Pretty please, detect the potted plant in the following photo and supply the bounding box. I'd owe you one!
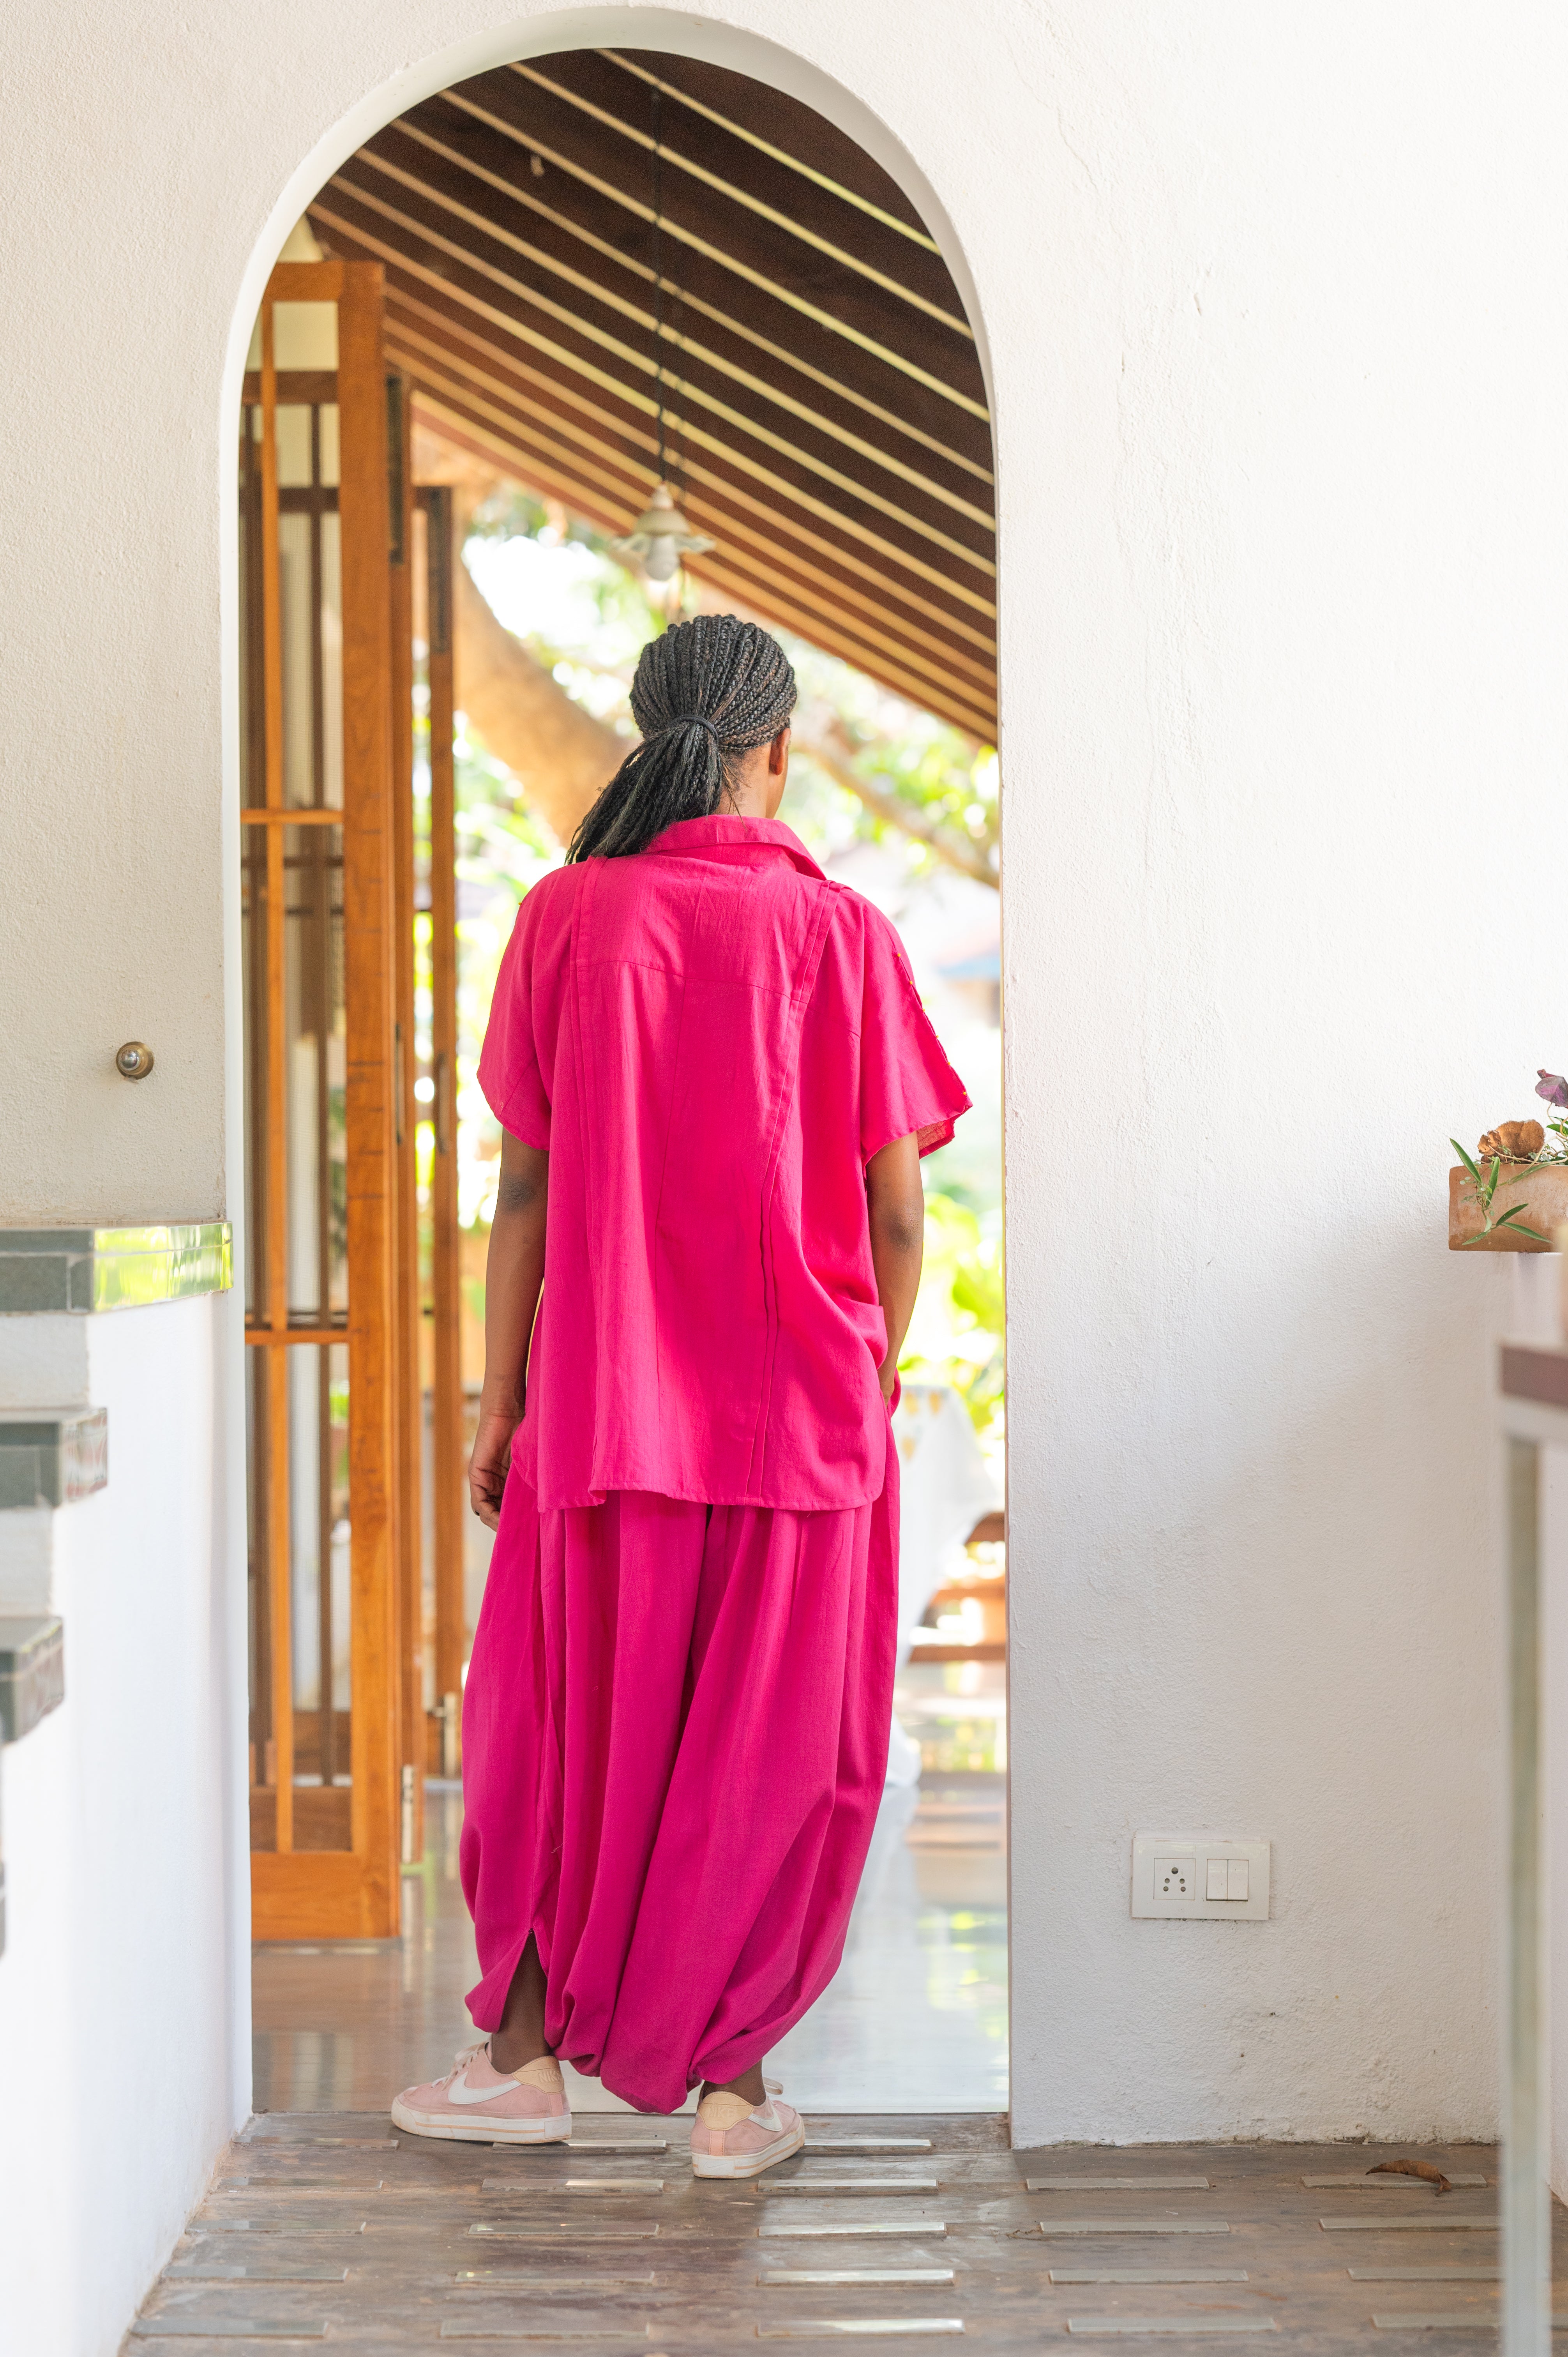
[1448,1071,1568,1249]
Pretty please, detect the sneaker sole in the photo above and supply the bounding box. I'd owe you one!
[390,2094,572,2145]
[690,2118,805,2179]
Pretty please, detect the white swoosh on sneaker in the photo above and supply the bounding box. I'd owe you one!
[444,2068,517,2105]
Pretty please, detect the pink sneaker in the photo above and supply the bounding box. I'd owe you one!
[690,2088,804,2179]
[392,2043,571,2145]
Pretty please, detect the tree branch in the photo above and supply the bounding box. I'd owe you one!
[790,733,999,890]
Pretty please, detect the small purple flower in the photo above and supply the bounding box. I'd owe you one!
[1538,1070,1568,1109]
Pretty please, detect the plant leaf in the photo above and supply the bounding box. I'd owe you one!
[1485,1157,1501,1205]
[1452,1138,1484,1186]
[1491,1207,1554,1245]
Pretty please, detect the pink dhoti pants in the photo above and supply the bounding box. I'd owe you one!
[460,1434,898,2114]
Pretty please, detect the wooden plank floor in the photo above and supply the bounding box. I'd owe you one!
[124,2121,1547,2350]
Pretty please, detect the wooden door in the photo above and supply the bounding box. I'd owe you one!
[240,259,403,1938]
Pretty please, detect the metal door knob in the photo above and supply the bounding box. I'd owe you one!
[114,1041,154,1081]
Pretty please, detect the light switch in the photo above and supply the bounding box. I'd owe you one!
[1132,1834,1270,1919]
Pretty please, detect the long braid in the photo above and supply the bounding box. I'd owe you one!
[568,615,797,862]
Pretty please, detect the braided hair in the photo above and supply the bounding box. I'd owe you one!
[567,614,797,862]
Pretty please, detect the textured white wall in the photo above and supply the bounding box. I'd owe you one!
[999,12,1568,2143]
[2,0,1565,2193]
[0,1299,245,2357]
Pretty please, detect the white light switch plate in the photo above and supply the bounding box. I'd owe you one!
[1132,1833,1270,1921]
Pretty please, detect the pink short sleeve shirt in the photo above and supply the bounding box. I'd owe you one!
[478,816,972,1512]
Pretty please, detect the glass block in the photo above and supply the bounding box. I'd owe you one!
[766,2180,939,2196]
[1065,2322,1278,2338]
[1031,2180,1211,2193]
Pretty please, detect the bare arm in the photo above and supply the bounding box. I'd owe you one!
[469,1133,550,1530]
[867,1132,925,1401]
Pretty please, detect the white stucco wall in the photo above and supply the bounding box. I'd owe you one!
[2,0,1565,2227]
[0,1299,246,2357]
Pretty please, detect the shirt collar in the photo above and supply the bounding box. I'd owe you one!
[644,815,827,882]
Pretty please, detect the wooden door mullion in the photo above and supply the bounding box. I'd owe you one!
[422,486,465,1733]
[388,374,424,1865]
[260,300,294,1851]
[336,259,400,1935]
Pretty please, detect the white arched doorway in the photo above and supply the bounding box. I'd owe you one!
[223,3,1007,2131]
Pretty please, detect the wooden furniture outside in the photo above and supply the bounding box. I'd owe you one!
[240,259,404,1938]
[908,1512,1006,1666]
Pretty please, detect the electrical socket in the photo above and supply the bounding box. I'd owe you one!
[1153,1853,1195,1901]
[1132,1833,1270,1921]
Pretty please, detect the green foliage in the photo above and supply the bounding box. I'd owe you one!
[462,496,998,882]
[1451,1138,1553,1247]
[901,1192,1005,1441]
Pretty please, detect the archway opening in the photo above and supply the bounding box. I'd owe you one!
[235,36,1003,2126]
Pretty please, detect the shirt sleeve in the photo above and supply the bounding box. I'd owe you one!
[858,905,973,1162]
[477,879,554,1149]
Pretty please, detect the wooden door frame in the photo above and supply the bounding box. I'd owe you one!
[249,257,402,1940]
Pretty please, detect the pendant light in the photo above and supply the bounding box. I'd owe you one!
[615,480,712,586]
[612,80,713,588]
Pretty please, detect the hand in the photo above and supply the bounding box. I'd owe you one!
[469,1403,523,1530]
[879,1357,898,1403]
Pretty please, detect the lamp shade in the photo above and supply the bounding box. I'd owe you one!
[612,483,714,583]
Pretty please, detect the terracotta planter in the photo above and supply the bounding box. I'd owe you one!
[1448,1160,1568,1251]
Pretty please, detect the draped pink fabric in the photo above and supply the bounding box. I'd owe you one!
[463,816,970,2107]
[461,1439,898,2111]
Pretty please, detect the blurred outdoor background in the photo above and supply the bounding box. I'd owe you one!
[403,456,1006,2106]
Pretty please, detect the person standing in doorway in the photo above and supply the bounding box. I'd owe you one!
[392,615,969,2175]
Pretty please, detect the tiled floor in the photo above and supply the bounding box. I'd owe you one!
[125,2117,1527,2350]
[256,1719,1008,2117]
[156,1730,1544,2350]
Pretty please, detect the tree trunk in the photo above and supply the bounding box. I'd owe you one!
[452,555,622,845]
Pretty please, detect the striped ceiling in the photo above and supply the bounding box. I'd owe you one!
[309,48,996,740]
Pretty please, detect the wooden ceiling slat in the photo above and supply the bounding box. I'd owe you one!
[685,559,996,739]
[409,385,993,736]
[366,270,998,658]
[510,59,973,339]
[319,47,996,739]
[316,186,996,611]
[404,403,999,730]
[602,52,938,253]
[366,125,994,524]
[401,102,991,484]
[439,84,989,424]
[392,323,998,691]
